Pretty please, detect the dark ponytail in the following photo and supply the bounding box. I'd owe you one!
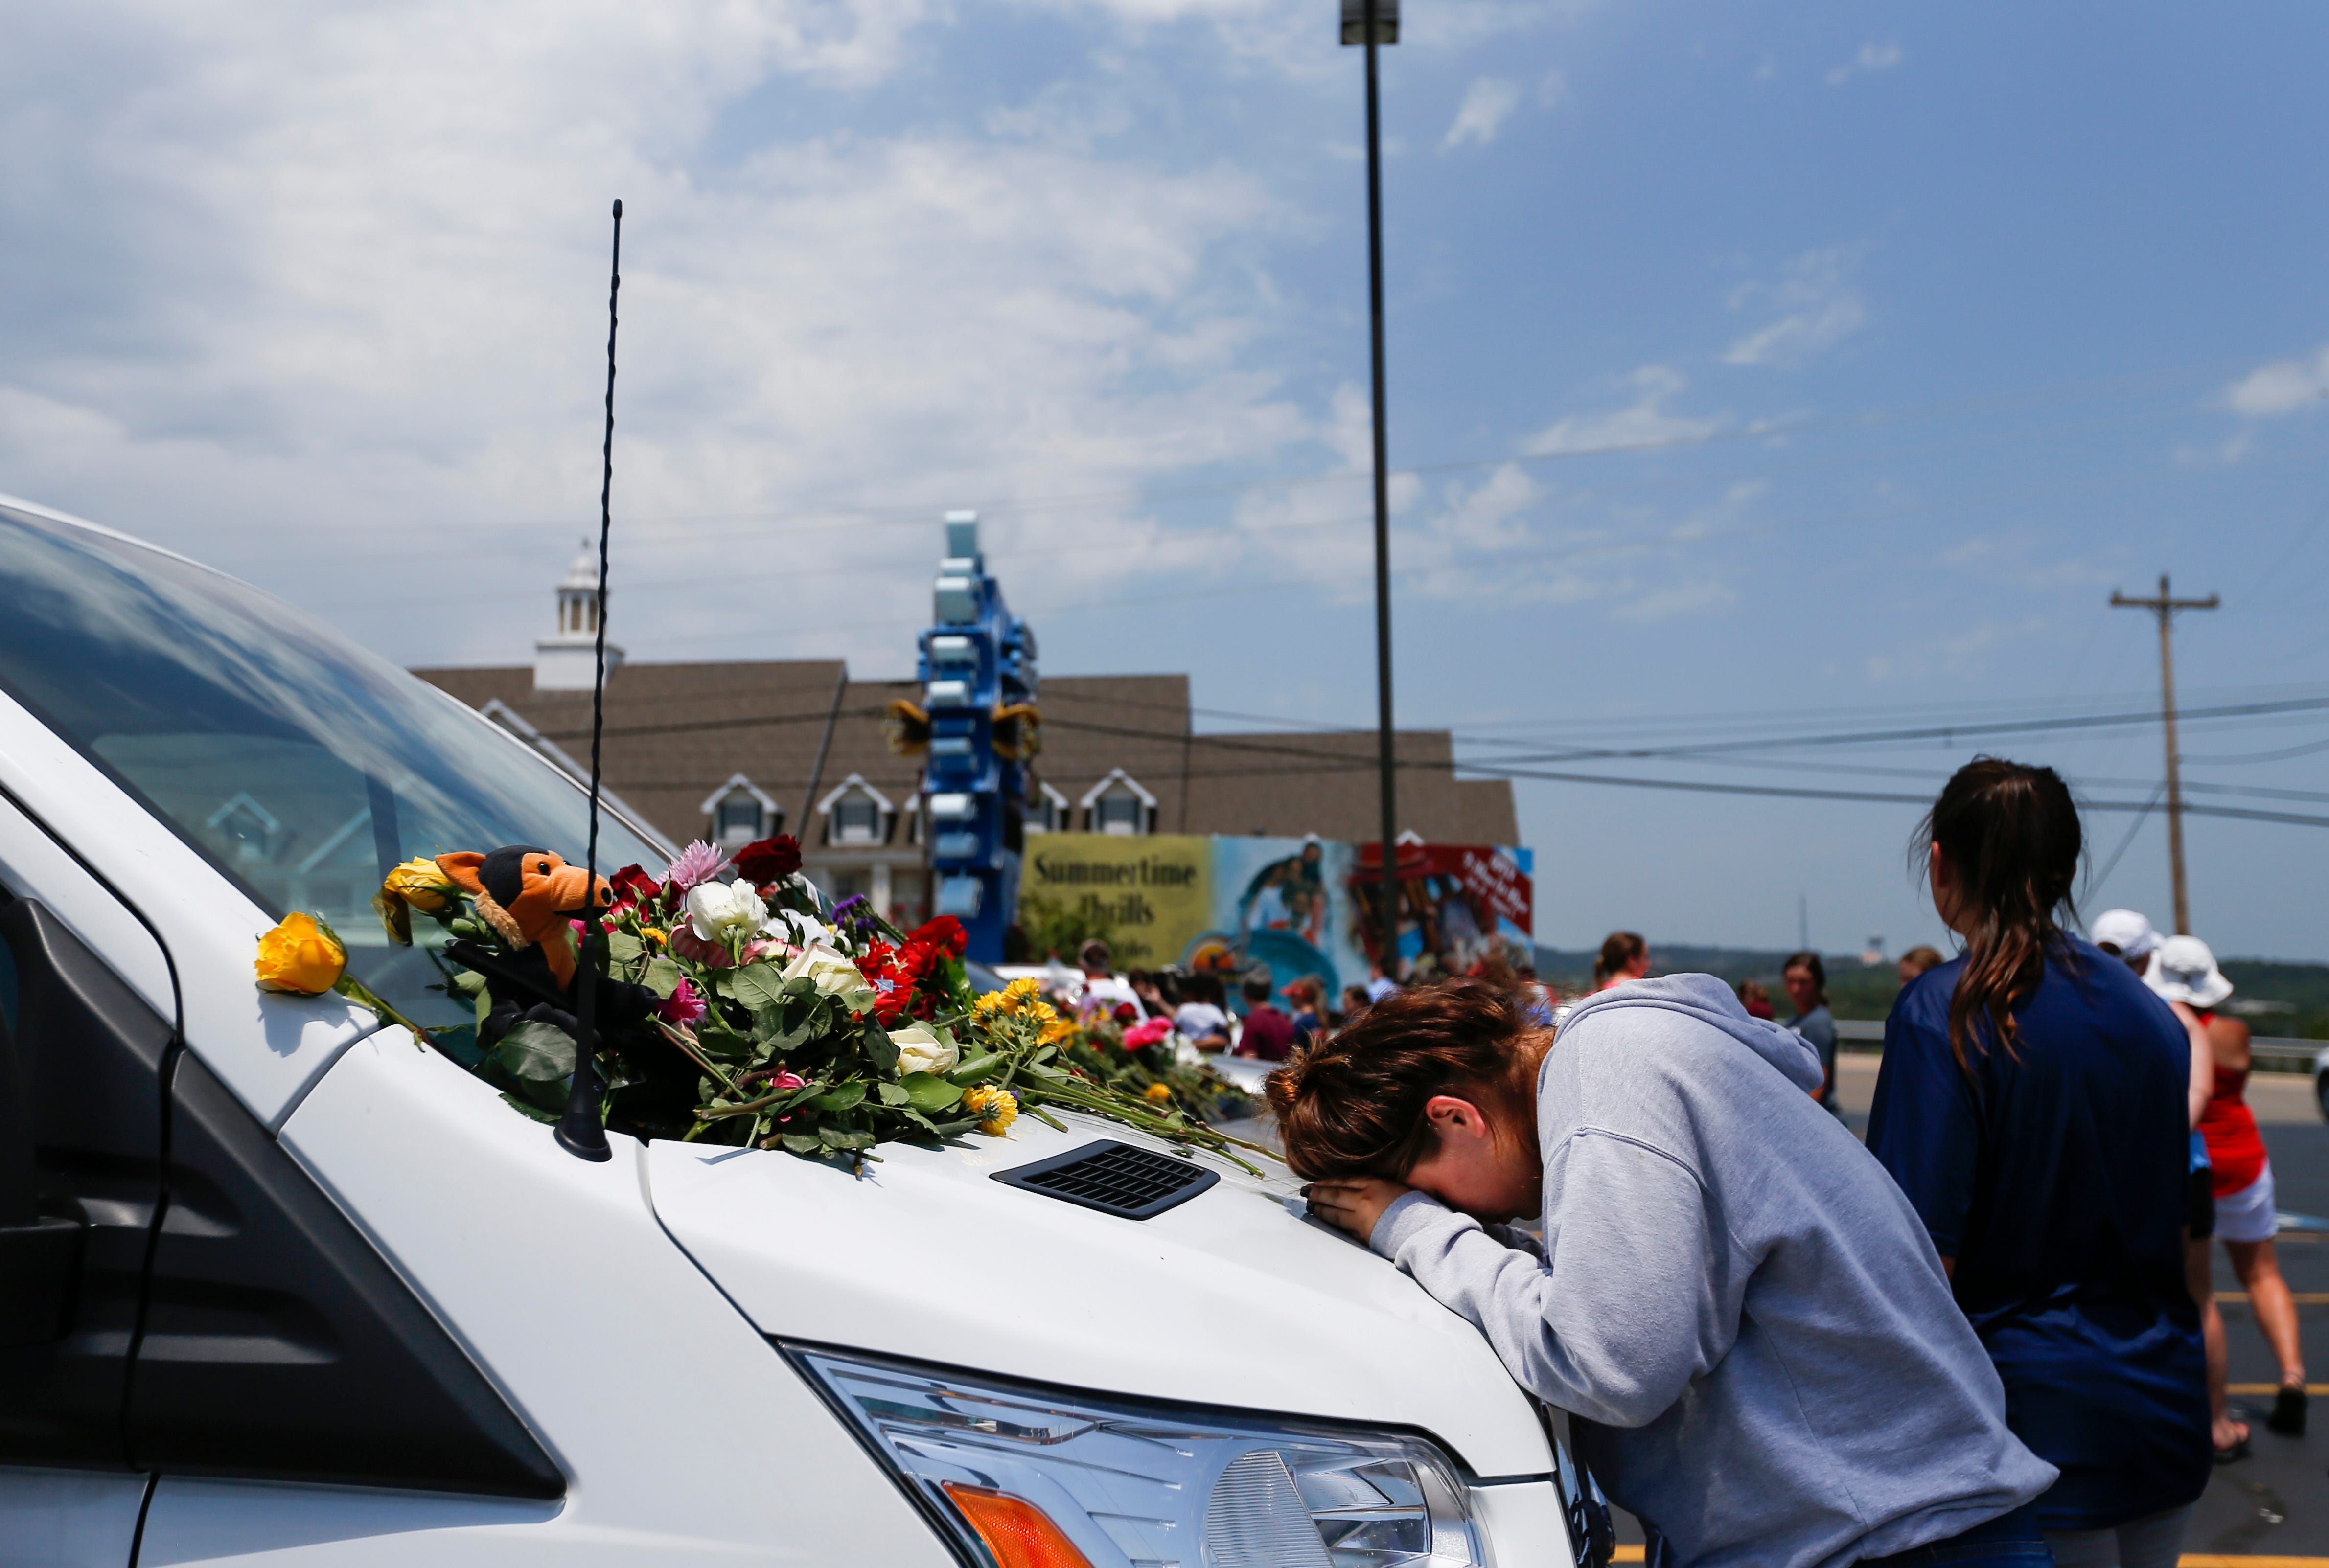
[1593,931,1645,988]
[1914,757,2082,1081]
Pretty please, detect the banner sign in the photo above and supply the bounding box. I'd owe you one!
[1022,833,1532,996]
[1019,834,1211,968]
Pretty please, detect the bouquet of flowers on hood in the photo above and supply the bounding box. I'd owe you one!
[331,833,1268,1171]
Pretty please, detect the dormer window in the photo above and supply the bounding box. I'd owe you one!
[1079,770,1156,836]
[836,795,879,842]
[817,774,896,847]
[1025,782,1070,834]
[698,774,781,848]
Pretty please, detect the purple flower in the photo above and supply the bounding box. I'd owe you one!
[830,894,878,944]
[665,841,732,892]
[656,974,708,1025]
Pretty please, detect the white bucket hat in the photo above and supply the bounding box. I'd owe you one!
[2145,934,2233,1010]
[2089,908,2159,961]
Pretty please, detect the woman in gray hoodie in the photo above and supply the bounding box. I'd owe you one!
[1285,977,2055,1568]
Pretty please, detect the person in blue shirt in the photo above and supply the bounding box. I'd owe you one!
[1868,759,2208,1568]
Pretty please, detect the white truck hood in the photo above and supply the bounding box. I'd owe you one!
[646,1115,1553,1479]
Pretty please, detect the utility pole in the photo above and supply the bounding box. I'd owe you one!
[1341,0,1401,972]
[2110,574,2218,934]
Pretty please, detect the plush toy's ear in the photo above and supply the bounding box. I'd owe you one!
[435,852,487,897]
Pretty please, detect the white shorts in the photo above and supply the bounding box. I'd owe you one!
[2214,1164,2278,1245]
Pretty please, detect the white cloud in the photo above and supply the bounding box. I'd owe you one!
[0,0,1318,672]
[1522,366,1725,456]
[2226,346,2329,416]
[1825,42,1902,86]
[1723,248,1869,368]
[1443,77,1522,150]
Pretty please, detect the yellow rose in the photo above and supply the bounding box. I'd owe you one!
[372,857,457,944]
[255,912,346,995]
[1144,1082,1174,1104]
[385,857,455,911]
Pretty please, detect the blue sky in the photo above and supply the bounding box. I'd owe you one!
[6,2,2329,961]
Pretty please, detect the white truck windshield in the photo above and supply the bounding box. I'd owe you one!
[0,503,663,1045]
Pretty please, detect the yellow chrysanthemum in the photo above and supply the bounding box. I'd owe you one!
[1003,976,1044,1004]
[974,989,1012,1016]
[1027,1000,1059,1025]
[963,1084,1019,1136]
[1039,1017,1077,1045]
[1143,1081,1174,1104]
[638,925,668,946]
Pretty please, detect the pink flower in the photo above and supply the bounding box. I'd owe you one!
[769,1068,807,1092]
[1124,1017,1174,1049]
[665,841,733,892]
[657,975,707,1025]
[667,926,735,969]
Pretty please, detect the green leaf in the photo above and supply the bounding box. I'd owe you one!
[782,976,818,1001]
[728,964,791,1013]
[861,1021,899,1074]
[946,1050,1007,1086]
[780,1133,822,1155]
[603,929,644,965]
[811,1082,867,1114]
[875,1080,910,1107]
[448,968,488,997]
[819,1126,875,1151]
[494,1020,576,1082]
[642,956,683,1000]
[901,1072,964,1113]
[500,1092,560,1125]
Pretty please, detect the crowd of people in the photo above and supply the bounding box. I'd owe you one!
[1258,757,2282,1568]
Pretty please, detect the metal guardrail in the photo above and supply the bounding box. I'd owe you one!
[1834,1019,2324,1075]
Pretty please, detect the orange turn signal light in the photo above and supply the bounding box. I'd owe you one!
[941,1482,1094,1568]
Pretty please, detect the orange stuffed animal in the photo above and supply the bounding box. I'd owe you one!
[436,846,611,989]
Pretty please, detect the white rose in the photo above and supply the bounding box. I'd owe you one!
[890,1024,959,1076]
[686,879,768,943]
[782,943,878,1011]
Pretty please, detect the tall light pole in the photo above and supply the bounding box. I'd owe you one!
[2110,574,2218,934]
[1343,0,1401,972]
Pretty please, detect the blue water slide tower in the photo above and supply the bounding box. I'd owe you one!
[918,512,1038,962]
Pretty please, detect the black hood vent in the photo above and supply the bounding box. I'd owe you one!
[992,1139,1219,1221]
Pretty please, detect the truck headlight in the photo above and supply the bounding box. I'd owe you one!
[792,1346,1489,1568]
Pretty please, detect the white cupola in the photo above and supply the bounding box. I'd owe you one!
[534,541,627,690]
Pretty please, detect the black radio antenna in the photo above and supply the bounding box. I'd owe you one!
[555,197,623,1162]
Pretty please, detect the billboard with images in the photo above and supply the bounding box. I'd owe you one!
[1020,834,1534,997]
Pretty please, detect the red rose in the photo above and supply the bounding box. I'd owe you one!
[609,864,666,913]
[734,835,803,886]
[909,915,968,958]
[1112,1002,1138,1023]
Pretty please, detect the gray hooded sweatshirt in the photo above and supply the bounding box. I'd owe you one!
[1369,975,2054,1568]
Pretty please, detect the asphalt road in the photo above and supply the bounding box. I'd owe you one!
[1609,1058,2329,1563]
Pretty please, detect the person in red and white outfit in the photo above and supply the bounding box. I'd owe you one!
[2151,934,2309,1441]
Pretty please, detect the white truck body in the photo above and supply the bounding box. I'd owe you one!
[0,495,1586,1568]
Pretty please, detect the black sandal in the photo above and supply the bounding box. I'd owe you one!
[2269,1385,2308,1436]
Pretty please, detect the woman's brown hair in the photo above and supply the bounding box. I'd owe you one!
[1266,978,1546,1181]
[1913,757,2082,1081]
[1592,931,1645,987]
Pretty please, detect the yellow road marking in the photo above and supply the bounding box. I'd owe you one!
[2215,1291,2329,1304]
[1612,1550,1645,1564]
[2226,1382,2329,1394]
